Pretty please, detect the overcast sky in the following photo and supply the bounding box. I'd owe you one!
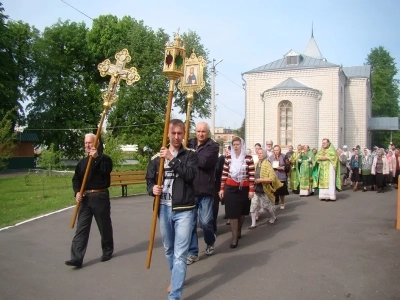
[3,0,400,129]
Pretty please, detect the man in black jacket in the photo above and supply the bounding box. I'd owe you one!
[186,122,219,265]
[65,133,114,268]
[146,119,198,299]
[213,146,230,230]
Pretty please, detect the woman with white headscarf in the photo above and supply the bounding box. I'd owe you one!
[361,148,373,191]
[371,148,389,193]
[219,136,255,248]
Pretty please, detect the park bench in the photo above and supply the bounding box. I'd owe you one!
[110,170,146,197]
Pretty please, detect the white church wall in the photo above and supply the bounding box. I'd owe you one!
[245,67,341,150]
[344,78,368,149]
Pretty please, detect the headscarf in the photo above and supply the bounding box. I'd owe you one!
[230,137,247,184]
[260,159,283,200]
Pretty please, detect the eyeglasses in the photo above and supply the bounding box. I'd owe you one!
[266,144,272,146]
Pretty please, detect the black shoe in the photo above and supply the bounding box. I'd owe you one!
[230,242,238,249]
[65,260,82,268]
[363,189,367,192]
[100,254,112,262]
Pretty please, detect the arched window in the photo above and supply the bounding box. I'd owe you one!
[278,100,293,146]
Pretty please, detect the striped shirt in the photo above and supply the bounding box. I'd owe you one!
[220,154,255,192]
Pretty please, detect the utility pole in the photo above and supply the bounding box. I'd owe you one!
[211,58,223,138]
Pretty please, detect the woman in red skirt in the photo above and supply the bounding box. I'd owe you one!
[219,136,255,248]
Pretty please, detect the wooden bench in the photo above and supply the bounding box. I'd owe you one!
[110,170,146,197]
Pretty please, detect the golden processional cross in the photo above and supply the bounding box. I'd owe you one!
[70,49,140,228]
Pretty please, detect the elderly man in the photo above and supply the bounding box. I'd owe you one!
[313,138,341,201]
[265,140,274,158]
[187,122,219,264]
[65,133,114,268]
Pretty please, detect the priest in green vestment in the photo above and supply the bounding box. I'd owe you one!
[289,145,302,194]
[313,139,341,201]
[299,145,314,196]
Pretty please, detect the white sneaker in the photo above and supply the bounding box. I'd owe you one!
[280,204,285,210]
[205,245,214,256]
[186,255,199,265]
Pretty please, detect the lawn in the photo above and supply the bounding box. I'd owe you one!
[0,170,147,228]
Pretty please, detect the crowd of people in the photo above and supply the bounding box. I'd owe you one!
[65,122,396,300]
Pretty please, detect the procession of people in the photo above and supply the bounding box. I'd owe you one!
[66,120,396,300]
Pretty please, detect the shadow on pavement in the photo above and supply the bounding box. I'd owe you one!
[184,240,299,300]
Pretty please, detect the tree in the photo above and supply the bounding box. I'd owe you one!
[7,20,39,127]
[0,3,37,129]
[366,46,400,147]
[367,46,400,117]
[0,3,18,124]
[234,119,245,139]
[102,133,124,168]
[37,143,64,174]
[26,20,101,159]
[0,110,16,170]
[87,15,170,153]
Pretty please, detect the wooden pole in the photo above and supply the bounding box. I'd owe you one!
[146,80,175,269]
[183,95,193,147]
[397,175,400,229]
[69,108,108,228]
[70,75,121,229]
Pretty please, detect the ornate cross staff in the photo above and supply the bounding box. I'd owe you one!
[70,49,140,228]
[146,33,186,268]
[178,50,206,145]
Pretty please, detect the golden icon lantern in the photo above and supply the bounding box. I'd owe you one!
[147,31,186,269]
[178,50,207,145]
[163,33,186,80]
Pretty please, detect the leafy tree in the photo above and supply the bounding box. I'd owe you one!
[87,15,169,153]
[234,119,245,139]
[7,20,39,126]
[26,20,101,159]
[0,3,17,124]
[367,46,400,117]
[36,144,63,174]
[0,110,17,170]
[102,133,124,168]
[366,46,400,147]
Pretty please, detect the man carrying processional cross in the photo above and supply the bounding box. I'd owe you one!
[313,138,342,201]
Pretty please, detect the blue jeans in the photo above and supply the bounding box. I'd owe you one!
[159,204,194,300]
[188,195,216,256]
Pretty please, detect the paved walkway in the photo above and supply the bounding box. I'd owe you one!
[1,187,400,300]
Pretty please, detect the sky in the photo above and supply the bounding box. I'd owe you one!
[3,0,400,130]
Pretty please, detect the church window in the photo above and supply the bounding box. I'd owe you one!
[286,55,299,65]
[278,100,293,146]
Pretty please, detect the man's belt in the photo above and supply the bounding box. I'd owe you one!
[83,188,108,196]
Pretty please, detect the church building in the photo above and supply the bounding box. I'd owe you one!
[243,32,371,151]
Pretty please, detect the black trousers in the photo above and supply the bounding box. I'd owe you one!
[70,191,114,263]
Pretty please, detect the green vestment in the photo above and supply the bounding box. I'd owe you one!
[313,144,341,190]
[299,151,314,191]
[289,151,301,190]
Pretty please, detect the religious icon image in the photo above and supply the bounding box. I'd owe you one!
[185,65,198,85]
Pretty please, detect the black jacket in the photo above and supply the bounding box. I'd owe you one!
[146,145,198,211]
[72,153,113,195]
[188,137,219,196]
[215,154,226,192]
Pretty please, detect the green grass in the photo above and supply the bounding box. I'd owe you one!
[0,171,147,228]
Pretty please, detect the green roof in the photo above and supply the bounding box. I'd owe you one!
[16,132,39,142]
